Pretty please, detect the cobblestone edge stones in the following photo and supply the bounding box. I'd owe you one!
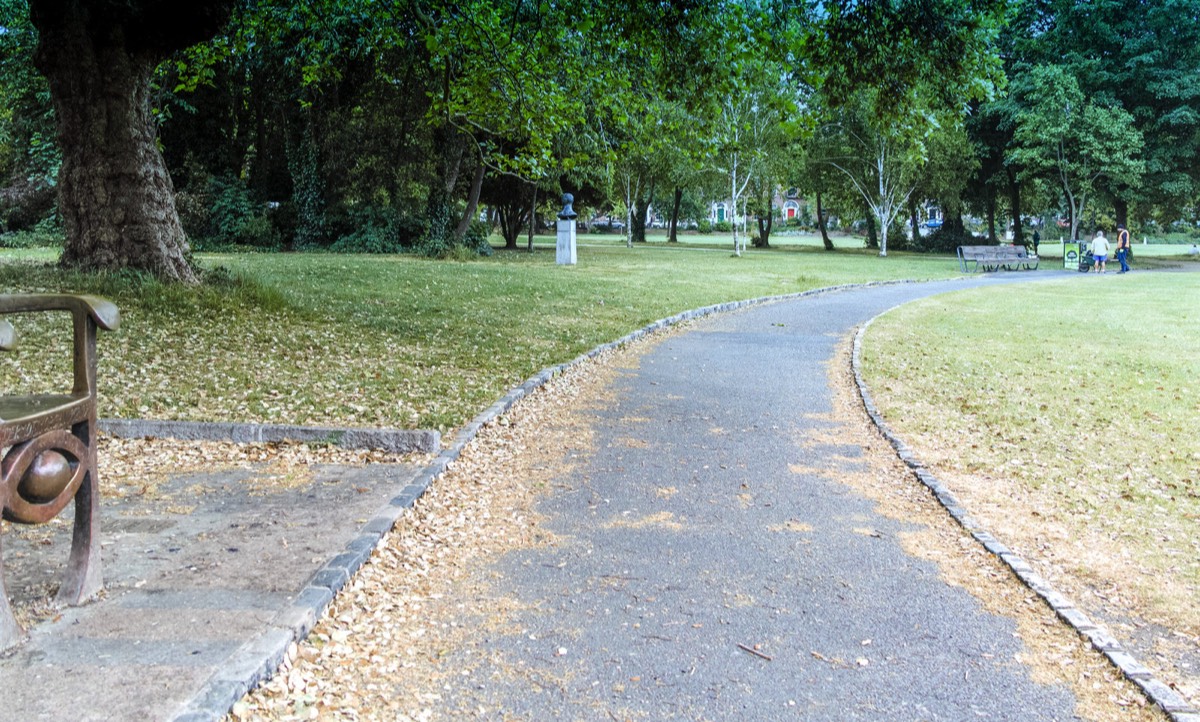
[170,278,942,721]
[851,313,1198,720]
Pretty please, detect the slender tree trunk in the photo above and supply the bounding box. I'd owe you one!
[526,184,537,252]
[1007,168,1024,247]
[443,135,464,196]
[731,167,741,256]
[668,186,682,243]
[499,203,525,249]
[816,189,833,250]
[863,202,879,249]
[454,161,486,242]
[1066,186,1081,241]
[755,187,773,247]
[986,193,997,243]
[35,8,196,280]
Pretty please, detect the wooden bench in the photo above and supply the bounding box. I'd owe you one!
[0,294,119,649]
[957,245,1039,272]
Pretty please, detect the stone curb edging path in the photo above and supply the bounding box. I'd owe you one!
[99,418,441,454]
[169,279,935,721]
[851,312,1200,722]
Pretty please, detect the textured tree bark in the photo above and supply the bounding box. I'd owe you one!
[632,195,650,243]
[755,188,772,248]
[31,0,233,282]
[862,201,879,248]
[1114,198,1129,230]
[454,161,486,242]
[668,186,682,243]
[816,189,833,250]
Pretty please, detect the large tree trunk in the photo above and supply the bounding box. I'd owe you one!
[1114,198,1129,230]
[816,189,833,250]
[632,195,650,243]
[422,124,459,252]
[668,186,682,243]
[38,19,194,278]
[31,0,232,282]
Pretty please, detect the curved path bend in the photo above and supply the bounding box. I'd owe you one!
[6,272,1151,722]
[436,276,1102,721]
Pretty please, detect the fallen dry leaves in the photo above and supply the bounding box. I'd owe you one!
[226,342,631,721]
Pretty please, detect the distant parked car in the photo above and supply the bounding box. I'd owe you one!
[925,218,943,229]
[593,217,625,232]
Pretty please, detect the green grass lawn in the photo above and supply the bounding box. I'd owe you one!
[574,229,842,248]
[860,272,1200,634]
[1035,240,1200,260]
[0,243,961,431]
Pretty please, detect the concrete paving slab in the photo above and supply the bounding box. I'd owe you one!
[0,457,425,721]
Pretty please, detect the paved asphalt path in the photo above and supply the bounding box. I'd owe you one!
[442,277,1082,721]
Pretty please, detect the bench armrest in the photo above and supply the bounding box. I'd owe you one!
[0,294,120,332]
[0,293,120,397]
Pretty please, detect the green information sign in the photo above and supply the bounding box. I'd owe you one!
[1063,242,1080,270]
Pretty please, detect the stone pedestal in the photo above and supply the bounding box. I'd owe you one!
[556,219,577,265]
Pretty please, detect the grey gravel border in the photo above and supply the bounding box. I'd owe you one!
[851,312,1200,721]
[169,278,942,722]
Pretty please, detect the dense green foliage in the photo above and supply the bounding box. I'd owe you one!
[2,0,1200,260]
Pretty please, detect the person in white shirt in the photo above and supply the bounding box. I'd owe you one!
[1091,231,1110,273]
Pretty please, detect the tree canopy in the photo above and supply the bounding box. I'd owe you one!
[2,0,1199,271]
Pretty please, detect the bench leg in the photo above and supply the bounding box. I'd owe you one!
[0,487,26,650]
[0,550,25,650]
[57,423,101,605]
